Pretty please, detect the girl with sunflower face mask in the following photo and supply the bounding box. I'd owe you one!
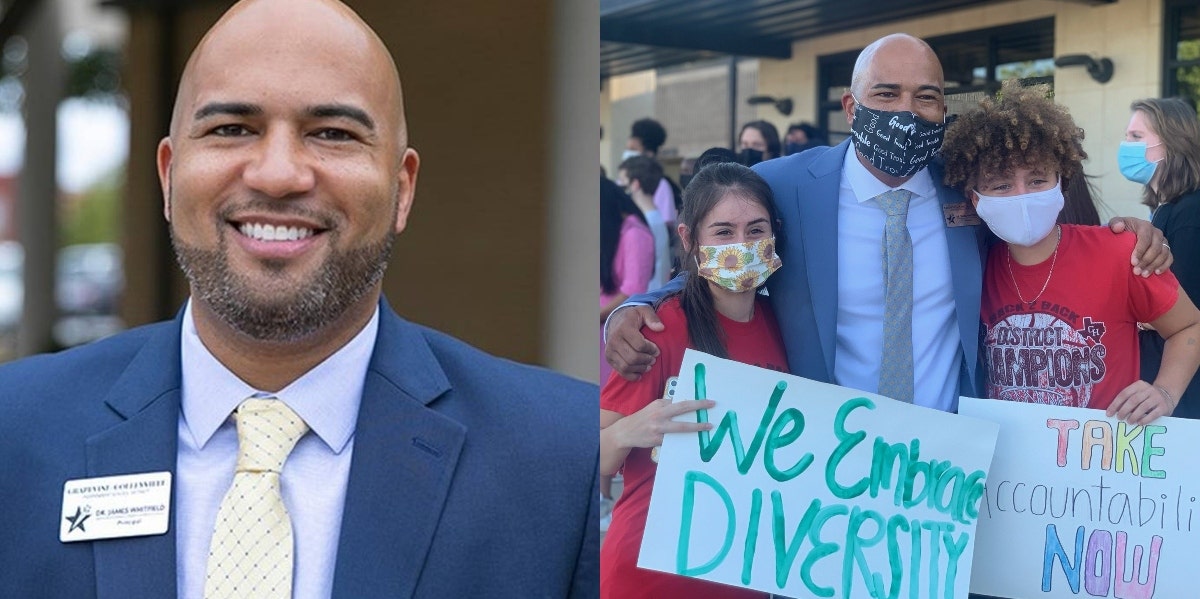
[599,162,787,599]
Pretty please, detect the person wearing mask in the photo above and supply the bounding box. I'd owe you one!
[1122,97,1200,418]
[784,122,827,155]
[624,117,681,232]
[605,34,1171,415]
[618,156,673,290]
[600,163,784,599]
[941,80,1200,425]
[624,117,668,161]
[737,120,781,166]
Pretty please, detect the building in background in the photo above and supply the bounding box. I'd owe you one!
[0,0,128,358]
[0,0,597,381]
[602,0,1198,221]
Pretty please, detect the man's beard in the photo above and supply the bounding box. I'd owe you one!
[171,220,395,343]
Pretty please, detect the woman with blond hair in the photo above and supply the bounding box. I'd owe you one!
[1121,97,1200,418]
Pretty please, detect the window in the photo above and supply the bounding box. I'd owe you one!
[816,18,1055,144]
[1164,0,1200,107]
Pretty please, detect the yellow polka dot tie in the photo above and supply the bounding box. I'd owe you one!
[204,398,309,599]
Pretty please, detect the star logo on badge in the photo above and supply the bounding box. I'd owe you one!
[65,506,90,533]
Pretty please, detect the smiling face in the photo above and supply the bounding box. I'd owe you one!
[683,193,773,250]
[158,0,419,342]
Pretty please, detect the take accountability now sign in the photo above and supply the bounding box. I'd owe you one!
[961,397,1199,599]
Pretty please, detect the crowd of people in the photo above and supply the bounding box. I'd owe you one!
[598,32,1199,598]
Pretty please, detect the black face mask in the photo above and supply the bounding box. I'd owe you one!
[849,100,945,178]
[737,148,764,167]
[784,142,807,156]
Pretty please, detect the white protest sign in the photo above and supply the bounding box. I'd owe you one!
[639,349,999,598]
[960,397,1199,599]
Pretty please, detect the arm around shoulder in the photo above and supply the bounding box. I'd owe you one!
[1109,216,1172,276]
[602,279,688,381]
[606,271,687,329]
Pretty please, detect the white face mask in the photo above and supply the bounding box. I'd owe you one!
[620,149,642,161]
[974,179,1064,247]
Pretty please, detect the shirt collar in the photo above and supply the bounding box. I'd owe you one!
[841,144,937,203]
[179,299,379,454]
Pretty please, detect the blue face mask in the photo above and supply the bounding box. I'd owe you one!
[1118,141,1162,184]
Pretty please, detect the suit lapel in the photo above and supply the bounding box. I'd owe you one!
[798,140,850,380]
[86,317,184,599]
[331,305,461,599]
[929,161,985,392]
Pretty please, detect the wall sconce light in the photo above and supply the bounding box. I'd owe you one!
[747,95,793,116]
[1053,54,1114,84]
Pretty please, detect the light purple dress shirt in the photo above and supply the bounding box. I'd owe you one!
[175,300,379,599]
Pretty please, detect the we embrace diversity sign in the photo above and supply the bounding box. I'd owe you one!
[639,350,999,598]
[960,397,1199,599]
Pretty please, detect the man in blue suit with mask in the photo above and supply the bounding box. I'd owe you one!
[605,33,1171,412]
[0,1,598,597]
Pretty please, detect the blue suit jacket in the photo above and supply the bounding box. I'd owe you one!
[0,300,599,598]
[633,140,987,399]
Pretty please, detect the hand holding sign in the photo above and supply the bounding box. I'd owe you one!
[610,398,716,451]
[960,397,1196,599]
[1107,380,1176,425]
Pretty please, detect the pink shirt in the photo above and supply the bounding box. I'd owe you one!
[600,214,655,380]
[652,178,677,224]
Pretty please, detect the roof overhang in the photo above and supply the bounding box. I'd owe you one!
[601,0,1117,79]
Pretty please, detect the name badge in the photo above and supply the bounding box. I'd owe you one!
[60,472,172,543]
[942,202,982,227]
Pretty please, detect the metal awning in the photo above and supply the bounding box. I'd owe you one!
[601,0,1116,79]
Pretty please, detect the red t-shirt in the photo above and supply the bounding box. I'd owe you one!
[981,225,1179,409]
[600,295,787,599]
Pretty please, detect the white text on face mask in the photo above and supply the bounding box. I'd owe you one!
[849,98,946,179]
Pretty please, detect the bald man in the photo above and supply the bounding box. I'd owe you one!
[0,1,598,597]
